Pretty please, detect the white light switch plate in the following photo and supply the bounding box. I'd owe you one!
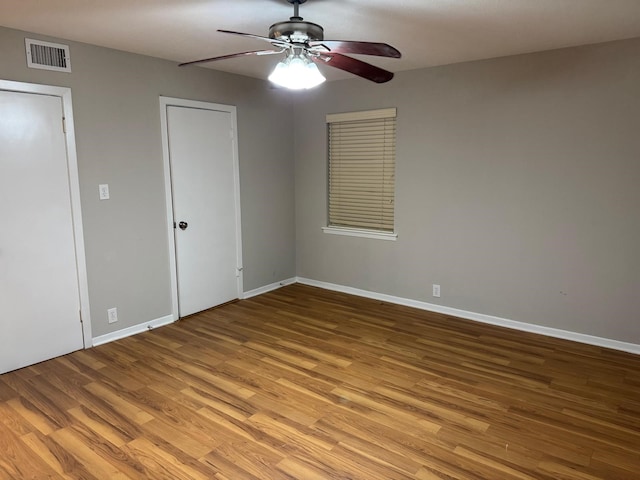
[99,184,110,200]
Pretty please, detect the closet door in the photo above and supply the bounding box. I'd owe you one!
[165,103,242,317]
[0,89,84,374]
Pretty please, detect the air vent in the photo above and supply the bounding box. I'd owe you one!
[25,38,71,73]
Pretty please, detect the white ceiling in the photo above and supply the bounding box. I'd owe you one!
[2,0,640,82]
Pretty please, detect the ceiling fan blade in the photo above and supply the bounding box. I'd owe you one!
[309,40,401,58]
[179,50,281,67]
[218,29,290,48]
[314,53,394,83]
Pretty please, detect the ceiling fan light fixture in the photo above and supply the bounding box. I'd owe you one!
[268,52,325,90]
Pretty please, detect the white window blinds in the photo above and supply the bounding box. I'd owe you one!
[327,108,396,232]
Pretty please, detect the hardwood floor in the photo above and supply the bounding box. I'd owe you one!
[1,284,639,479]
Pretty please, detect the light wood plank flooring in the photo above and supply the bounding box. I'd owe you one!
[1,284,639,479]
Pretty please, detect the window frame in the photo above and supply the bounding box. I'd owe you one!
[324,108,398,241]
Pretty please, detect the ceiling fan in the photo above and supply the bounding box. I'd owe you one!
[179,0,401,89]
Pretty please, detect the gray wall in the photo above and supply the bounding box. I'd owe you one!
[294,38,640,344]
[0,26,296,338]
[3,23,639,346]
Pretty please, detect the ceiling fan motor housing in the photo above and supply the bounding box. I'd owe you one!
[269,20,324,43]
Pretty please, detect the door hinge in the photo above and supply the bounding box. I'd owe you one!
[79,310,83,324]
[229,129,234,139]
[173,221,176,229]
[236,266,243,277]
[62,116,66,133]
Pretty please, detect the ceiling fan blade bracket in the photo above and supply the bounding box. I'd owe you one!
[217,29,291,48]
[312,52,332,63]
[257,48,286,56]
[178,49,281,67]
[309,40,401,58]
[309,43,330,54]
[313,52,394,83]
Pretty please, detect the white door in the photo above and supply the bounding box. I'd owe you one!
[165,103,241,317]
[0,90,84,374]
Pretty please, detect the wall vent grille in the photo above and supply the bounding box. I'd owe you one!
[25,38,71,73]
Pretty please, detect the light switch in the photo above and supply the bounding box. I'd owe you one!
[99,184,110,200]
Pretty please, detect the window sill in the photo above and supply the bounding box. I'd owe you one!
[322,226,398,241]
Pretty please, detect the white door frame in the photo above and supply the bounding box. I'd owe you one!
[159,96,243,320]
[0,79,93,347]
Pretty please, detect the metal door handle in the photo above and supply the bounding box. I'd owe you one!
[178,221,188,230]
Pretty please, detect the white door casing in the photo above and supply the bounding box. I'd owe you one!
[160,97,243,318]
[0,80,91,373]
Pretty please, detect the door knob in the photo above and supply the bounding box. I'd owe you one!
[178,221,188,230]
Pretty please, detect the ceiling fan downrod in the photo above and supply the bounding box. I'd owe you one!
[288,0,307,21]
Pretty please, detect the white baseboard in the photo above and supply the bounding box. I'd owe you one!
[243,277,297,299]
[90,279,639,355]
[92,314,175,347]
[295,277,640,355]
[90,275,298,347]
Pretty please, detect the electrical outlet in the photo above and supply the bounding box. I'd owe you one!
[432,284,441,298]
[107,307,118,324]
[99,184,110,200]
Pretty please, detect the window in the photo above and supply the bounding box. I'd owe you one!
[325,108,397,240]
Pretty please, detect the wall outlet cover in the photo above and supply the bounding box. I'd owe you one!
[99,184,110,200]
